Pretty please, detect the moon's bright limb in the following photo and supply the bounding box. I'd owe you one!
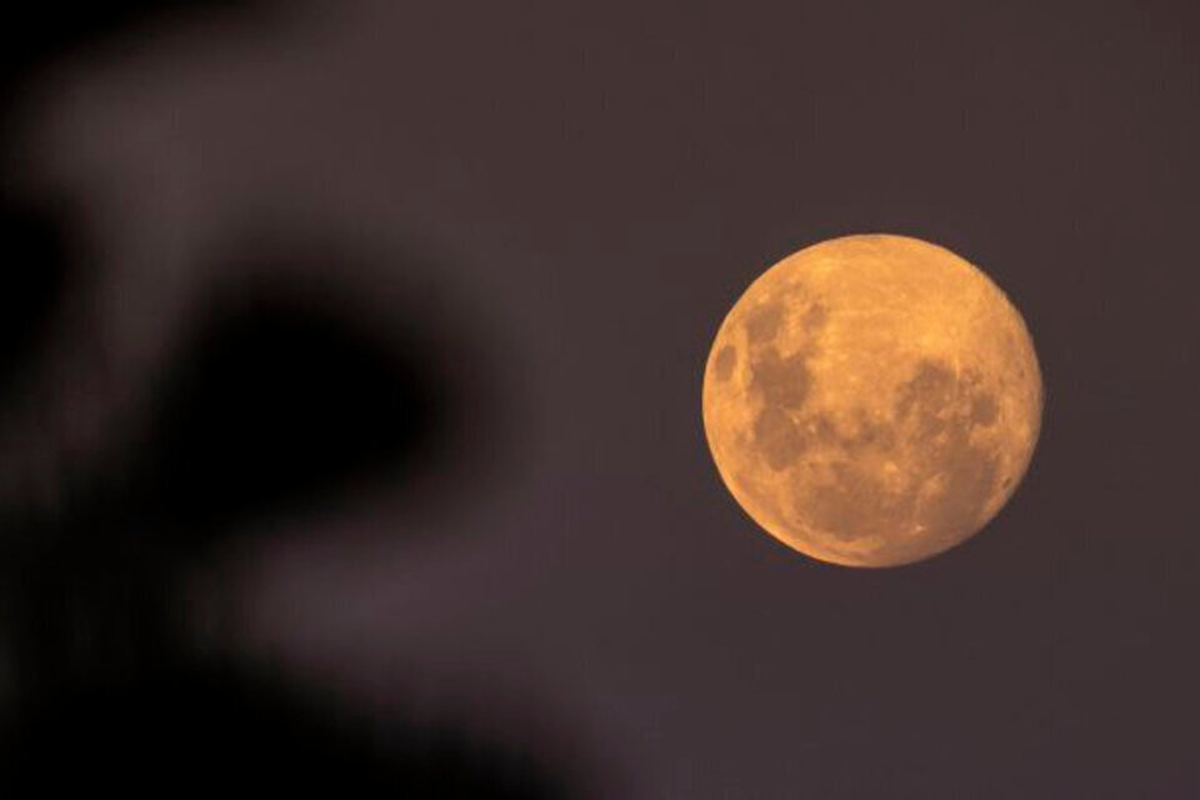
[702,234,1042,567]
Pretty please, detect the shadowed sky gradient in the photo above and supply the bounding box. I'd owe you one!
[1,1,1198,796]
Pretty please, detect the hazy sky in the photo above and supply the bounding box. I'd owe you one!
[2,1,1198,796]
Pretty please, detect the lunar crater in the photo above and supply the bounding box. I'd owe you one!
[749,347,813,410]
[713,345,738,382]
[744,302,785,343]
[753,406,808,471]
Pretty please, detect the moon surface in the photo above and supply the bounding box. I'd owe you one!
[702,234,1042,567]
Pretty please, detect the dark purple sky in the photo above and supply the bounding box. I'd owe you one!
[3,0,1199,796]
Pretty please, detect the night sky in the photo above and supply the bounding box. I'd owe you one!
[1,1,1198,796]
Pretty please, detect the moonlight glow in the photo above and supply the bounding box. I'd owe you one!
[702,234,1042,567]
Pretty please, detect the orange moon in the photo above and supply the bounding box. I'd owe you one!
[702,234,1042,567]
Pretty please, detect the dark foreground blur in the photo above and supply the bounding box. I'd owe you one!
[0,2,589,795]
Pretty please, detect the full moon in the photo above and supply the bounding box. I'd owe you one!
[702,234,1042,567]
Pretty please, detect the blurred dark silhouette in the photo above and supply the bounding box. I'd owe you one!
[0,3,574,796]
[0,199,76,398]
[145,290,444,530]
[0,251,555,793]
[4,658,570,796]
[0,1,264,97]
[133,261,509,544]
